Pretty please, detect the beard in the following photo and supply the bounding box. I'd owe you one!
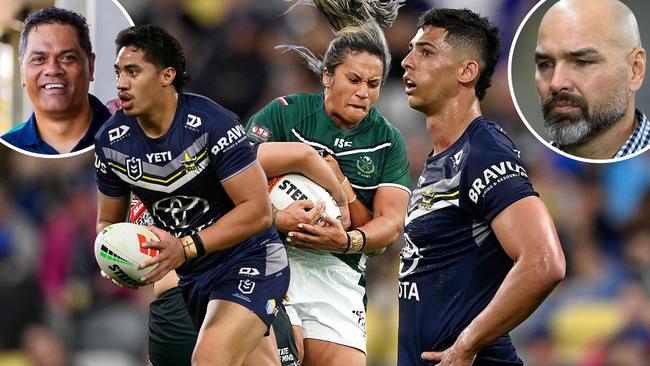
[541,89,628,147]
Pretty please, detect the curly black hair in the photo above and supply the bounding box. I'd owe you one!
[19,7,92,59]
[115,25,191,91]
[417,8,501,101]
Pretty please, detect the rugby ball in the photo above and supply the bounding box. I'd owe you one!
[268,173,341,222]
[94,223,159,287]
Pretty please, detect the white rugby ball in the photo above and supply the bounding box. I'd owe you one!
[94,223,159,287]
[268,173,341,222]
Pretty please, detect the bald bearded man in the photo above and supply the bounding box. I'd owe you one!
[534,0,649,160]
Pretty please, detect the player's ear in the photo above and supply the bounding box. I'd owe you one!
[629,47,646,93]
[88,52,96,82]
[161,67,176,88]
[458,59,479,85]
[322,68,332,89]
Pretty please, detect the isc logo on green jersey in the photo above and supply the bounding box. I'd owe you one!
[334,138,352,148]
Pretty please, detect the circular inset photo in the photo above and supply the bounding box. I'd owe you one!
[0,0,133,158]
[509,0,650,163]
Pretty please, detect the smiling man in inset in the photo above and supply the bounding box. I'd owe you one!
[535,0,648,160]
[1,7,110,155]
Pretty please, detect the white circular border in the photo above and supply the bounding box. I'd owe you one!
[507,0,650,164]
[0,0,135,159]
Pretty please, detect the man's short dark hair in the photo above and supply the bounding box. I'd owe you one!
[19,7,92,59]
[418,8,501,101]
[115,25,191,91]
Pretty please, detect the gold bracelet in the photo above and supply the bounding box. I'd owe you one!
[180,235,198,260]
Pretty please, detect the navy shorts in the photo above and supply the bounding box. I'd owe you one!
[180,239,289,330]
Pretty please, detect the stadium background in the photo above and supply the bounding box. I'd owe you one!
[0,0,649,365]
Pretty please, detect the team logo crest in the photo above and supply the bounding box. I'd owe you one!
[238,279,256,294]
[356,155,375,177]
[399,234,421,279]
[126,157,143,181]
[180,151,201,173]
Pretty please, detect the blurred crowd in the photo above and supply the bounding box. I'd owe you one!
[0,0,649,365]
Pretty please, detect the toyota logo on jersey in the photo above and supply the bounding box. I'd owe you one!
[152,195,209,230]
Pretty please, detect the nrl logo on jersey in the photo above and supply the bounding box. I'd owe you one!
[356,155,375,178]
[185,114,202,130]
[108,125,130,144]
[126,157,143,181]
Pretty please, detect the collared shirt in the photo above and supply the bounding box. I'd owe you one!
[1,94,110,155]
[551,109,650,159]
[615,110,650,158]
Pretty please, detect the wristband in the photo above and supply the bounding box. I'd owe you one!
[180,234,206,261]
[346,230,364,253]
[343,232,352,254]
[180,235,197,261]
[357,228,367,252]
[191,233,206,257]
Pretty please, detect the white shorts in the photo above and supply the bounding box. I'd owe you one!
[284,247,367,353]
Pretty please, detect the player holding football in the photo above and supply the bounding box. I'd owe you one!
[398,8,566,365]
[245,1,409,365]
[95,25,291,366]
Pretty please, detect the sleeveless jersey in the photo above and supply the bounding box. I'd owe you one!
[95,93,279,278]
[398,117,536,365]
[245,93,410,272]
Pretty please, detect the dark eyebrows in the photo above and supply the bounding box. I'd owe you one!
[567,48,603,59]
[28,47,78,56]
[534,51,548,62]
[415,41,436,49]
[567,48,599,57]
[114,63,142,72]
[534,48,603,61]
[346,71,381,84]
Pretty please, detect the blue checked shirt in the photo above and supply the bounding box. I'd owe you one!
[551,109,650,159]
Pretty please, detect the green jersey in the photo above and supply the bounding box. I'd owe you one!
[246,93,410,271]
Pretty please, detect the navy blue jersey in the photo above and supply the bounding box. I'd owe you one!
[95,93,279,278]
[2,94,110,155]
[398,117,536,365]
